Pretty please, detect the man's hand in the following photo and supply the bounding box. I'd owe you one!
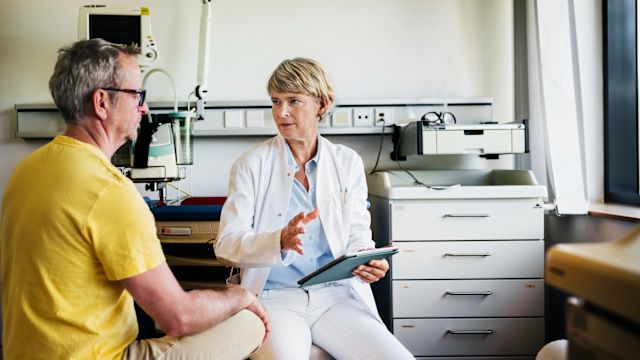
[280,209,320,255]
[352,258,389,283]
[244,292,271,343]
[229,285,271,343]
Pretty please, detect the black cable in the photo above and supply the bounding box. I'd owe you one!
[371,120,458,191]
[393,122,455,190]
[393,124,429,187]
[369,120,387,175]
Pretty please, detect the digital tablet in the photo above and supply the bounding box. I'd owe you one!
[297,246,399,287]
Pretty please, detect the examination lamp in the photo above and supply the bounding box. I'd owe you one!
[194,0,212,121]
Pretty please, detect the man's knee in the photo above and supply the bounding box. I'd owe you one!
[220,309,265,358]
[231,309,265,346]
[175,309,265,359]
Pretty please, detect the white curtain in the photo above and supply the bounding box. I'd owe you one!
[527,0,590,214]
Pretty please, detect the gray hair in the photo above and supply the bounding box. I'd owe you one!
[48,38,139,124]
[267,58,335,118]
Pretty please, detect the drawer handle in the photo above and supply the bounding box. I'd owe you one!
[443,214,490,218]
[400,325,416,328]
[444,252,492,257]
[446,329,494,335]
[445,291,493,296]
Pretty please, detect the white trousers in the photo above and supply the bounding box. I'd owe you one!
[252,283,414,360]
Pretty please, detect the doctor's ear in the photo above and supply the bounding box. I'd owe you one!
[317,97,329,118]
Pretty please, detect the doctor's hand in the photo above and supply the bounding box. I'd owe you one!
[280,209,320,255]
[353,258,389,283]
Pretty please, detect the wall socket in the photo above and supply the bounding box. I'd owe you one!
[332,109,352,127]
[353,108,374,127]
[224,110,243,128]
[319,114,330,127]
[245,110,264,128]
[374,108,394,127]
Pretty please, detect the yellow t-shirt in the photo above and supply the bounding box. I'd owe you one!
[1,136,165,359]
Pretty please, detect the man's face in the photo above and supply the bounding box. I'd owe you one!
[110,55,148,143]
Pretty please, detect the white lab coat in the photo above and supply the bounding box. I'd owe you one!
[215,135,381,321]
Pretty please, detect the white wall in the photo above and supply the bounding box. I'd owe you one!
[0,0,515,202]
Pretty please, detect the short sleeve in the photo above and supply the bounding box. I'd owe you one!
[87,181,165,281]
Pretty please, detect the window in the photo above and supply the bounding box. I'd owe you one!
[604,0,639,205]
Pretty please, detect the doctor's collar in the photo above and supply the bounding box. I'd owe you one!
[283,135,322,169]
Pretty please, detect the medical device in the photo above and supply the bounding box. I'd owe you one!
[393,121,527,159]
[78,5,159,68]
[81,2,213,204]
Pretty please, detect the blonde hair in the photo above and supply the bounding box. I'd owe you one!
[267,58,335,117]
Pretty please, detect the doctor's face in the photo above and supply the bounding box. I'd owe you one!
[270,91,324,143]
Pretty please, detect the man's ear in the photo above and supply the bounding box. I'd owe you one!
[93,89,111,121]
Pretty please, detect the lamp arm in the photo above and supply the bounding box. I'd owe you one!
[195,0,212,120]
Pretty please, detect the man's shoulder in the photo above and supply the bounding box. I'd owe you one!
[98,172,143,203]
[49,136,137,197]
[12,136,111,178]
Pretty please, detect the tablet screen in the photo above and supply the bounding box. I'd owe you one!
[297,247,399,287]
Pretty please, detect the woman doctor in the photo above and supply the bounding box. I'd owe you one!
[215,58,413,360]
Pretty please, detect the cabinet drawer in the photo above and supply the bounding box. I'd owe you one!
[393,241,543,279]
[393,279,544,317]
[391,199,542,241]
[394,318,544,356]
[433,129,515,155]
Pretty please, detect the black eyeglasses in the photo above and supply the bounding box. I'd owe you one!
[421,111,456,125]
[102,88,146,106]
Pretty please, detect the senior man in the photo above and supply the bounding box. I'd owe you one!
[0,38,268,360]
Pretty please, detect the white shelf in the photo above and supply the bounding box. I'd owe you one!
[588,202,640,221]
[15,98,492,139]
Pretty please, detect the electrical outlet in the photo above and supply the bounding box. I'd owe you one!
[374,108,394,127]
[332,109,352,127]
[319,113,330,127]
[353,108,374,127]
[224,110,243,128]
[245,110,264,128]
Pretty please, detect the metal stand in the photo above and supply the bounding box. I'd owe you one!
[145,182,167,206]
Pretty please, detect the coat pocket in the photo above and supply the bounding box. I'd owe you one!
[333,191,353,240]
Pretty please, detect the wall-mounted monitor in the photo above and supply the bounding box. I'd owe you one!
[78,5,158,68]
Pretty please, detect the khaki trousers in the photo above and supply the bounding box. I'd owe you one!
[124,309,264,360]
